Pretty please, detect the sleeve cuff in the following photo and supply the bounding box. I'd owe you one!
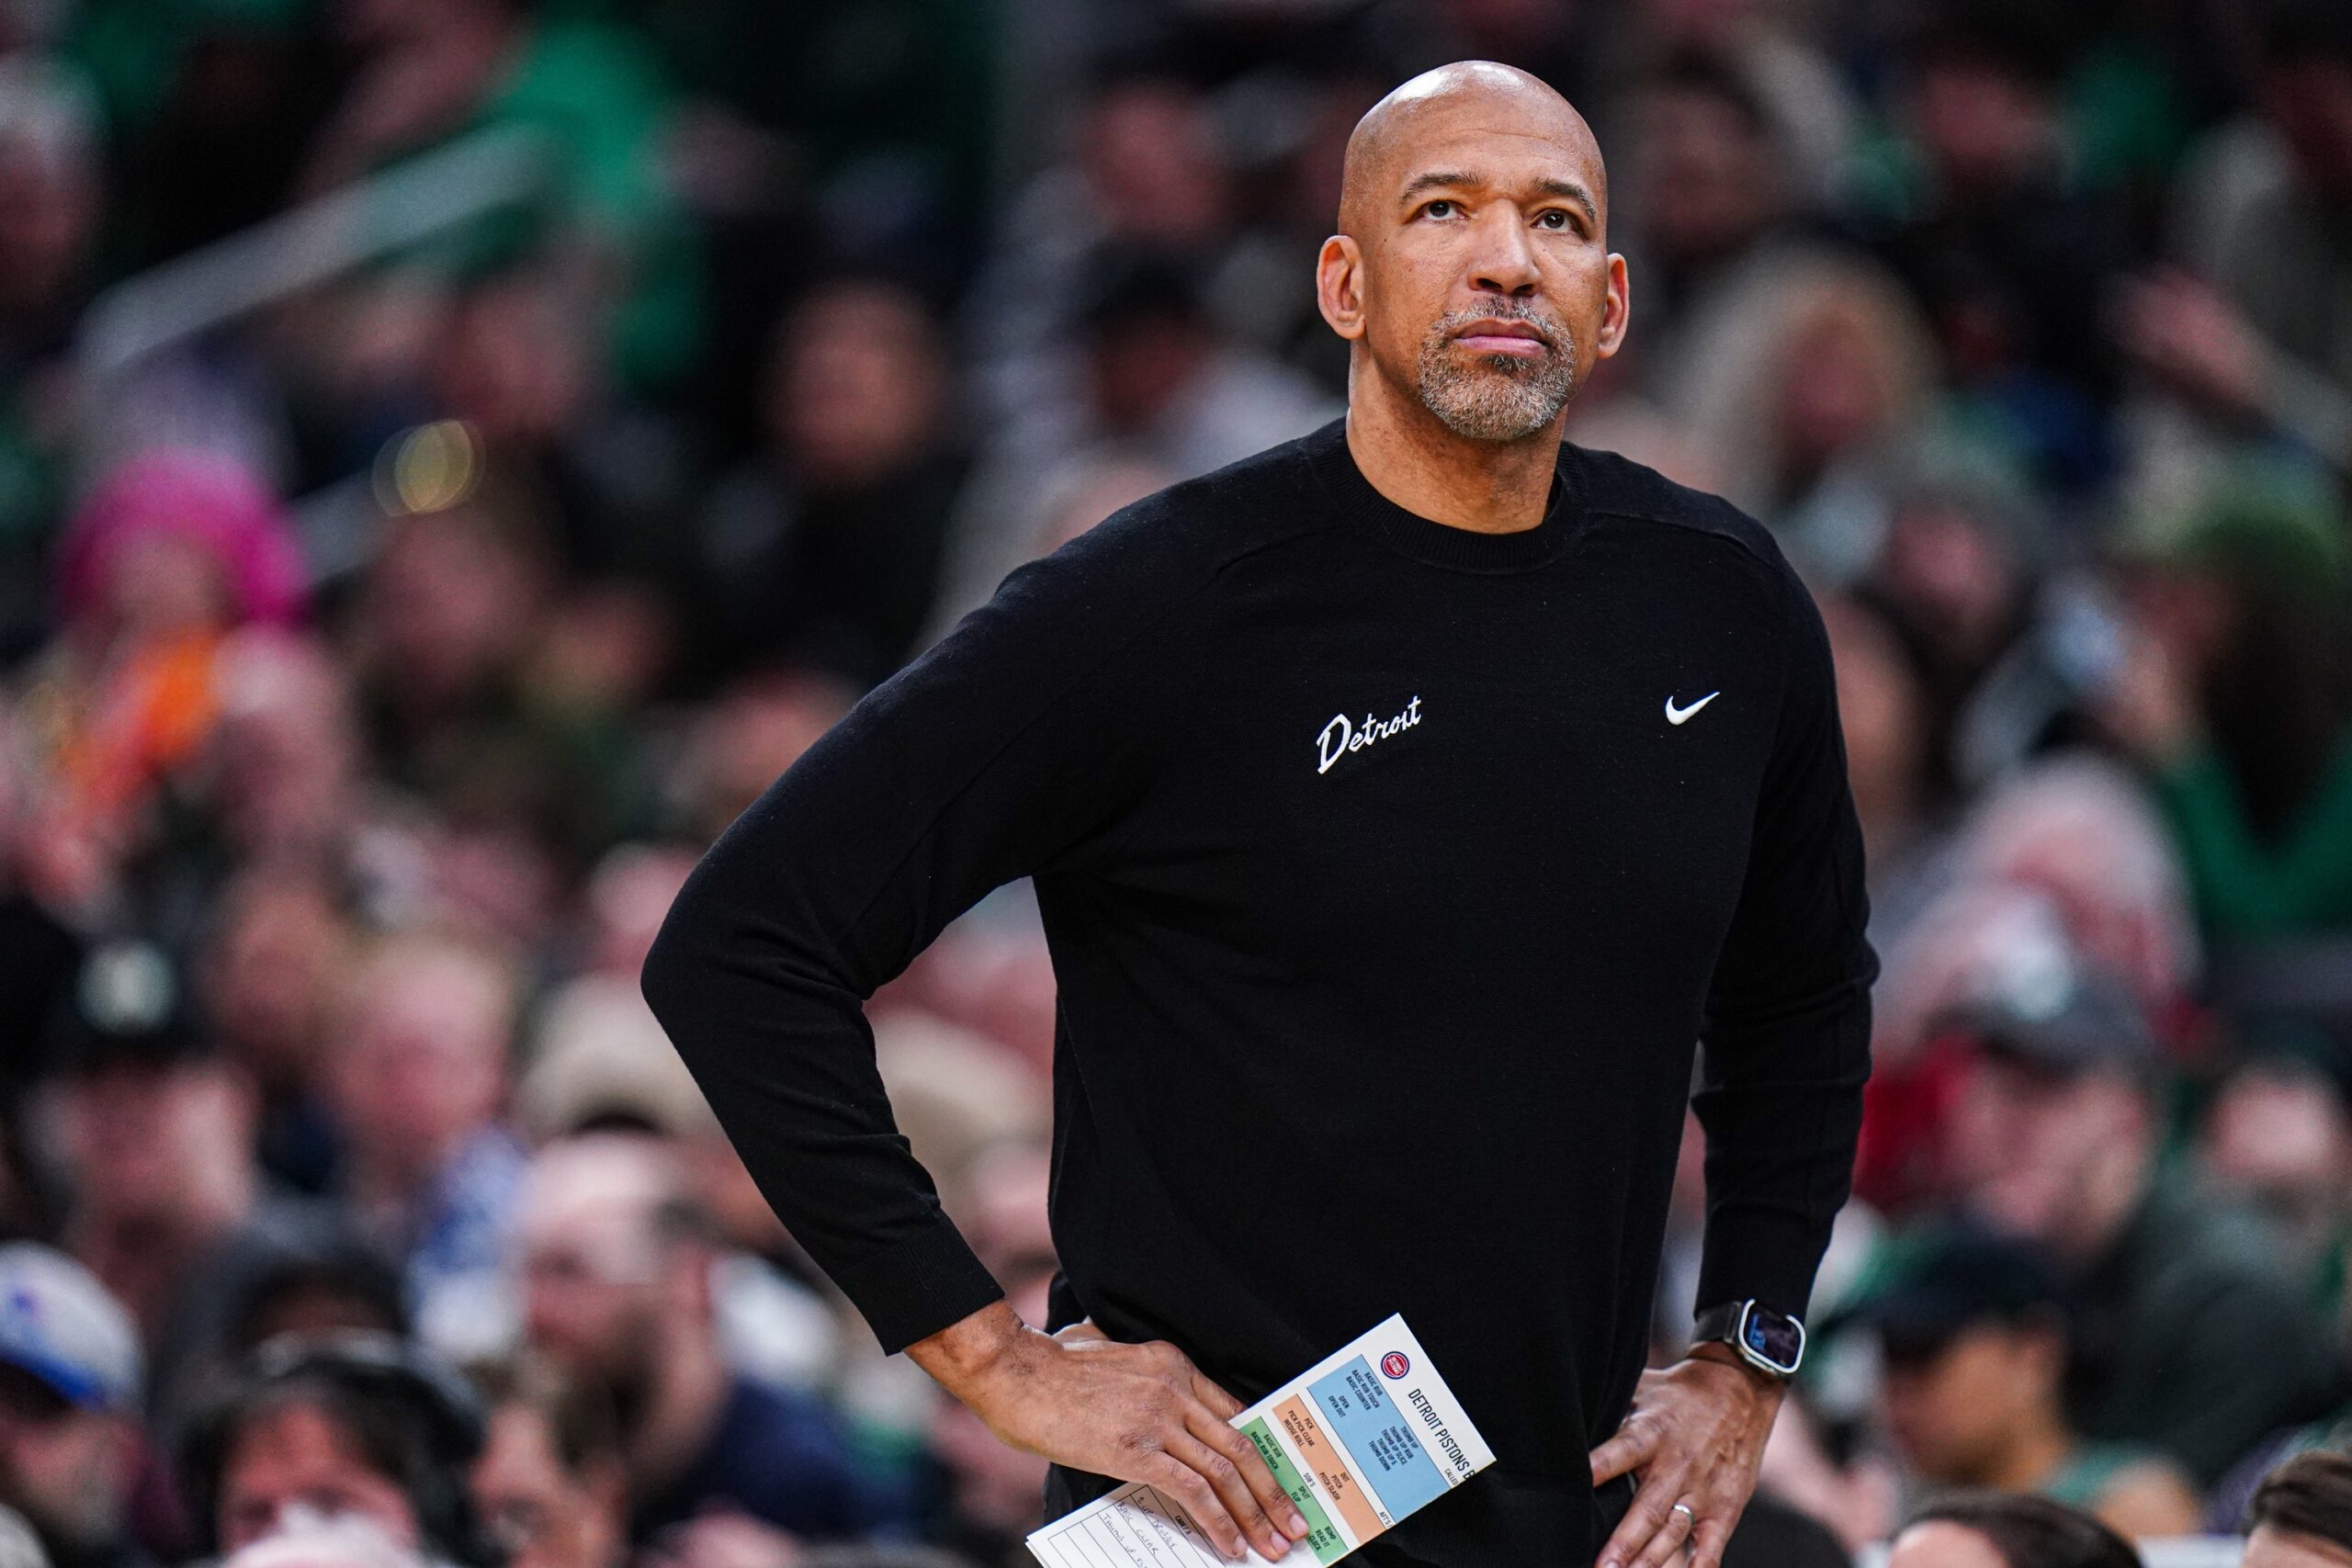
[831,1215,1008,1355]
[1694,1213,1831,1325]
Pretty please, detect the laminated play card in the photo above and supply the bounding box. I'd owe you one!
[1026,1314,1493,1568]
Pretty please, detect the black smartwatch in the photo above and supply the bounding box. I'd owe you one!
[1692,1300,1805,1379]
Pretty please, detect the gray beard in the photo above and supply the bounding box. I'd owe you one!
[1413,308,1579,442]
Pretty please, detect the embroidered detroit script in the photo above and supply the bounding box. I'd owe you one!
[1317,695,1423,774]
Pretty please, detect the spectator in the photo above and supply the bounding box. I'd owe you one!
[691,279,968,693]
[1886,1492,2141,1568]
[196,864,356,1196]
[325,931,525,1360]
[514,975,843,1397]
[1668,256,1941,570]
[1847,1221,2201,1538]
[2200,1041,2352,1336]
[34,937,337,1430]
[1869,0,2134,468]
[936,245,1336,634]
[2245,1450,2352,1568]
[2118,0,2352,480]
[182,1333,487,1565]
[192,632,371,888]
[1941,976,2342,1483]
[465,1357,625,1568]
[511,1134,880,1546]
[2104,465,2352,938]
[0,1245,150,1568]
[25,451,310,925]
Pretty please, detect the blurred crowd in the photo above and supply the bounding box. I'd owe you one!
[3,0,2352,1565]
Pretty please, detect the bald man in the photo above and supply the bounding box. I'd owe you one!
[645,62,1875,1568]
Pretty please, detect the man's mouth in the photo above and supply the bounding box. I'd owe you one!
[1450,320,1552,357]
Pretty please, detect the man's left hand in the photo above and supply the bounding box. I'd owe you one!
[1589,1346,1786,1568]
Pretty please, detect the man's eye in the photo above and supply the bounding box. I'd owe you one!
[1422,199,1454,219]
[1536,210,1570,230]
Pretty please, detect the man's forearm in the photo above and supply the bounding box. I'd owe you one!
[907,1300,1032,1400]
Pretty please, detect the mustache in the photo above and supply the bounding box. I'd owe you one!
[1429,304,1574,355]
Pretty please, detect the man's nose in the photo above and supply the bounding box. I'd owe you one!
[1468,209,1540,297]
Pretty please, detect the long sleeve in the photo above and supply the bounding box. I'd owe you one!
[1690,557,1878,1321]
[640,521,1198,1353]
[2154,739,2352,938]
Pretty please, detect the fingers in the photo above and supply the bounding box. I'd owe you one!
[1589,1415,1659,1486]
[1145,1448,1256,1562]
[1596,1469,1683,1568]
[1166,1426,1295,1561]
[1689,1515,1735,1568]
[1187,1403,1310,1547]
[1190,1366,1247,1421]
[1627,1496,1698,1568]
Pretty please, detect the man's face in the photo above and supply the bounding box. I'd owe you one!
[0,1368,132,1549]
[52,1059,249,1224]
[1636,84,1774,265]
[1323,85,1627,443]
[218,1401,421,1554]
[1945,1056,2141,1247]
[472,1404,621,1568]
[516,1195,667,1386]
[1877,1322,2045,1484]
[331,953,506,1181]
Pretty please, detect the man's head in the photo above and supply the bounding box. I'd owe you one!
[1852,1224,2075,1487]
[1888,1493,2137,1568]
[1632,50,1781,269]
[1318,61,1627,445]
[765,279,947,490]
[2245,1450,2352,1568]
[328,931,515,1195]
[1939,977,2159,1258]
[0,1246,143,1556]
[467,1355,624,1568]
[46,941,257,1235]
[189,1333,485,1562]
[2201,1044,2352,1266]
[513,1135,714,1400]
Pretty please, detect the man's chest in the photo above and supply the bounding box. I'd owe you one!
[1103,544,1790,991]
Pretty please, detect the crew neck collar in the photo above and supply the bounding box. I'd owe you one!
[1304,415,1585,574]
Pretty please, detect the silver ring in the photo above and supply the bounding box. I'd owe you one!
[1671,1504,1697,1526]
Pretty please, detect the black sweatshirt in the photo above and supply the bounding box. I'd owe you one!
[640,417,1876,1566]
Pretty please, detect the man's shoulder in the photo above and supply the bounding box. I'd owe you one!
[1569,442,1786,573]
[1075,422,1344,574]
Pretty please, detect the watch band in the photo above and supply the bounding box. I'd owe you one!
[1691,1302,1743,1345]
[1693,1299,1804,1378]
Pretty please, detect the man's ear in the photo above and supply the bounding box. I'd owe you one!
[1595,252,1631,360]
[1316,234,1366,342]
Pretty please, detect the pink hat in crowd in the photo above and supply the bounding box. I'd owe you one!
[54,447,311,629]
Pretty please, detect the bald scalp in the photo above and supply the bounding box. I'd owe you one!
[1338,61,1606,238]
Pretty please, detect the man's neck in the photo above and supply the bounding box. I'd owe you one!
[1344,371,1565,536]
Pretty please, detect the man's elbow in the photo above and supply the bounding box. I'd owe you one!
[638,882,708,1034]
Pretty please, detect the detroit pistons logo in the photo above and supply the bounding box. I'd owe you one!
[1380,1351,1410,1379]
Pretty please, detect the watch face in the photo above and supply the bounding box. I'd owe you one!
[1740,1305,1804,1373]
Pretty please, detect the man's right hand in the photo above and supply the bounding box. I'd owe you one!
[909,1302,1310,1562]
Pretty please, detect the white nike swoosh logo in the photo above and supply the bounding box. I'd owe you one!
[1665,692,1719,725]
